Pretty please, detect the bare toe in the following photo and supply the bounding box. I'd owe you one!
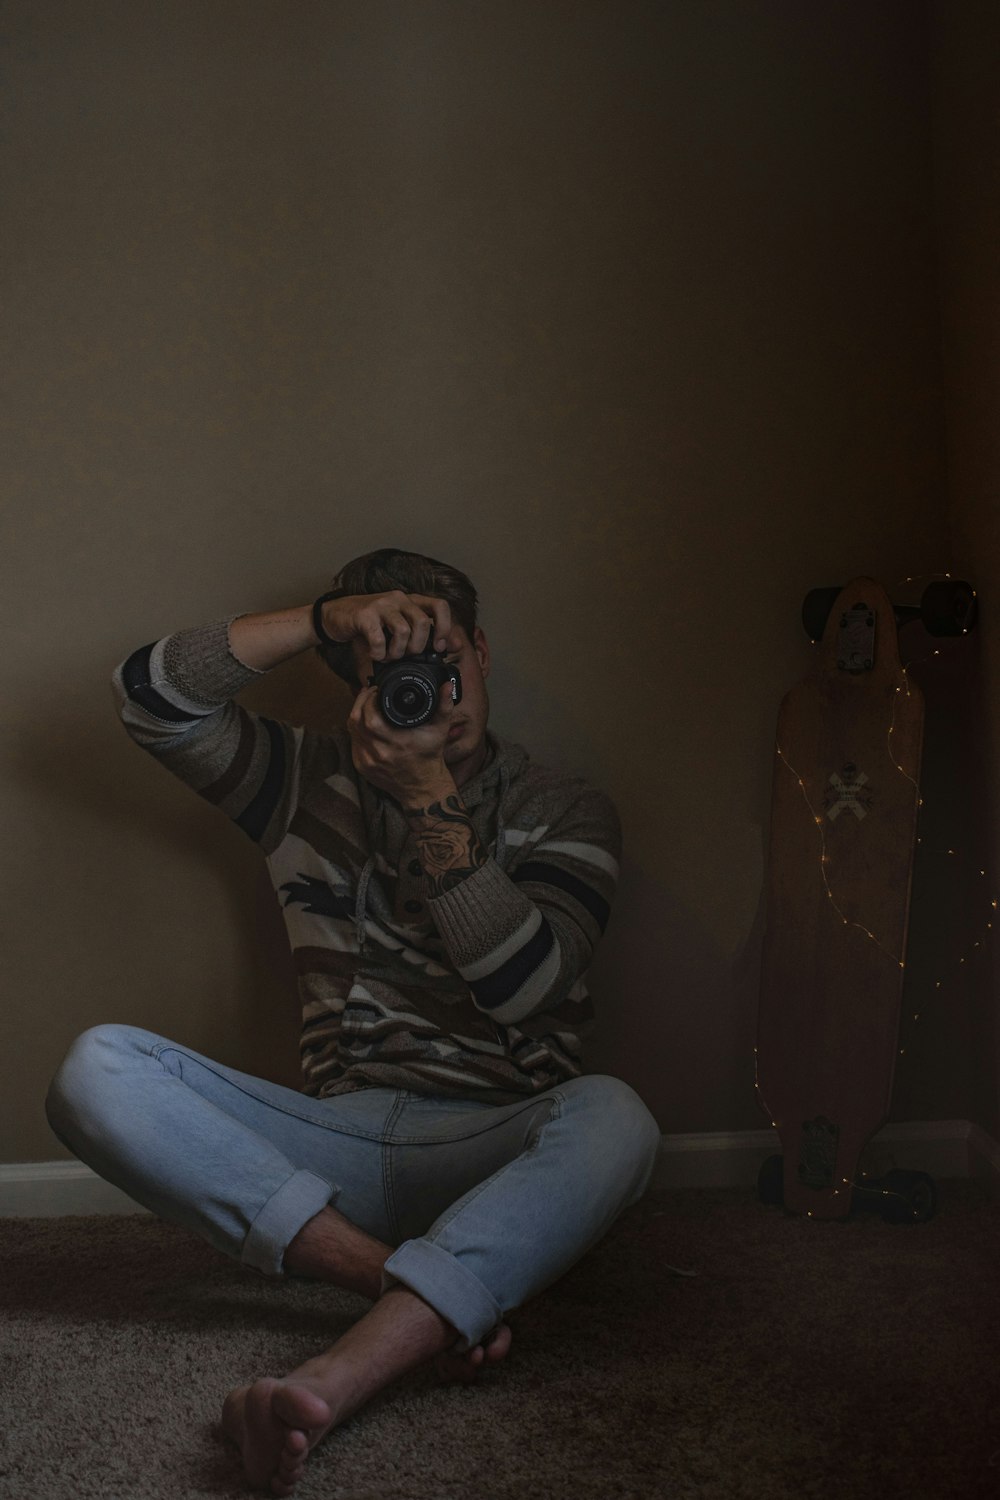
[271,1382,332,1435]
[483,1323,513,1364]
[225,1377,332,1494]
[435,1321,513,1383]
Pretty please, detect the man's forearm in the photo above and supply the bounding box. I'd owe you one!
[403,790,488,899]
[229,605,319,672]
[230,590,453,675]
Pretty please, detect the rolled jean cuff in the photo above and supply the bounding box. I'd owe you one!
[242,1169,336,1276]
[381,1238,502,1352]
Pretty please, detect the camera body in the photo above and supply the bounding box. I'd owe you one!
[368,647,463,729]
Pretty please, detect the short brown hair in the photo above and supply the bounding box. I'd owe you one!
[317,547,480,688]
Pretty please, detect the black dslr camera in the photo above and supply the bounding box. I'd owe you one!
[368,647,463,729]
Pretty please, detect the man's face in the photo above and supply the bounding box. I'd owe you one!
[351,621,492,789]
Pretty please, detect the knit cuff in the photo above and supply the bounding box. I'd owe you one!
[427,858,535,969]
[160,617,265,707]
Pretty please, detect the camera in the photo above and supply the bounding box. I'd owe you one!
[368,647,463,729]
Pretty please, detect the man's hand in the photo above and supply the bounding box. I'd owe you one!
[337,590,462,805]
[321,590,452,661]
[228,591,454,675]
[347,678,458,807]
[350,688,488,897]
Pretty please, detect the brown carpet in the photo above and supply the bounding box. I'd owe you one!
[1,1180,998,1500]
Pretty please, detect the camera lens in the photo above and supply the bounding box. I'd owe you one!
[382,668,436,727]
[371,652,459,728]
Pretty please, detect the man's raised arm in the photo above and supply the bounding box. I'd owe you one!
[112,591,456,853]
[228,591,453,674]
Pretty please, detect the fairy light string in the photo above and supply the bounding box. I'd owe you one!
[774,738,907,968]
[756,580,995,1217]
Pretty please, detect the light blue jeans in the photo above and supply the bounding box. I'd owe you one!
[45,1025,661,1350]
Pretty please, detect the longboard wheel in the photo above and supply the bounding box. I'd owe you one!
[757,1154,785,1207]
[919,579,977,637]
[877,1169,937,1224]
[801,579,978,642]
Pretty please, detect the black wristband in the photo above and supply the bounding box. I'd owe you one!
[311,589,349,647]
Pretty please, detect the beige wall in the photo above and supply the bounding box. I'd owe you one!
[2,1,965,1162]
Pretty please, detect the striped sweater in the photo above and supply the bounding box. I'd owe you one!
[113,618,622,1103]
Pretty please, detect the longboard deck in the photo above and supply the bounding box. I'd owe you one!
[757,579,924,1218]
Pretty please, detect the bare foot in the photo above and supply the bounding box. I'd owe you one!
[221,1286,462,1489]
[434,1320,513,1384]
[222,1377,333,1496]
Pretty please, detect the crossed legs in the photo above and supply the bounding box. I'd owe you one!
[46,1025,660,1495]
[277,1204,511,1379]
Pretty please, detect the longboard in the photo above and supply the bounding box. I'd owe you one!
[756,578,924,1220]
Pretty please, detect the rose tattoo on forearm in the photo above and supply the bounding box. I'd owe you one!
[403,794,487,897]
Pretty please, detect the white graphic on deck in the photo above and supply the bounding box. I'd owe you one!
[825,765,872,821]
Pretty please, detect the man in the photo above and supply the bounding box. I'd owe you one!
[46,547,661,1496]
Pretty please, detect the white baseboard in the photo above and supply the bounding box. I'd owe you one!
[2,1119,998,1216]
[0,1162,151,1217]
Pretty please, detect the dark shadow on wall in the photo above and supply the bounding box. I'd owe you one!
[587,854,766,1135]
[895,617,997,1133]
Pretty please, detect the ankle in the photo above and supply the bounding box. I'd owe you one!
[283,1207,391,1299]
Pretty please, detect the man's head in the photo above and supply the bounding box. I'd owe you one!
[319,547,492,784]
[318,548,478,687]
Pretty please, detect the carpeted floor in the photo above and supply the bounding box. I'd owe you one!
[2,1179,998,1500]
